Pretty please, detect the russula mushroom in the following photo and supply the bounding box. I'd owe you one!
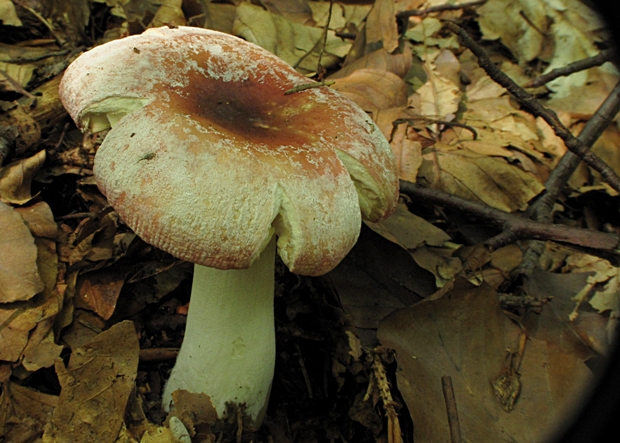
[59,26,399,426]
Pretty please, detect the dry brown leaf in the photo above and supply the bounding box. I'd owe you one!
[0,381,58,442]
[523,267,603,357]
[410,246,463,288]
[433,48,461,87]
[14,201,58,239]
[365,202,450,250]
[365,0,399,53]
[329,226,435,339]
[0,150,46,205]
[333,46,413,80]
[331,68,408,114]
[410,69,461,120]
[308,1,346,29]
[169,390,218,438]
[20,227,63,371]
[232,2,349,74]
[0,274,62,366]
[262,0,312,23]
[378,281,593,443]
[477,0,551,63]
[0,201,44,303]
[390,123,423,181]
[418,145,545,212]
[75,268,125,320]
[140,424,178,443]
[0,0,22,26]
[43,320,140,443]
[149,0,187,28]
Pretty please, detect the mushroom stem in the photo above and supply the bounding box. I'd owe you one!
[162,236,276,426]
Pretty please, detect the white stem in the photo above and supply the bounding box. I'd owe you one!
[162,236,276,426]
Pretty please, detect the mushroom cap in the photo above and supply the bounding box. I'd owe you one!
[59,26,398,276]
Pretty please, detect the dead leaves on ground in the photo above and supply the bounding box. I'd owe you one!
[2,0,620,442]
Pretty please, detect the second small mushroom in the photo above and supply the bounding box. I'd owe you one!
[59,26,399,427]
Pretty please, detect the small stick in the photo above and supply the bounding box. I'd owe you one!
[397,0,486,19]
[442,376,462,443]
[445,21,620,193]
[285,81,335,95]
[398,180,620,263]
[525,49,616,88]
[295,343,313,398]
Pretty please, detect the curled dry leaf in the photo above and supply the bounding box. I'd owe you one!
[331,68,408,114]
[0,201,44,303]
[75,268,125,320]
[333,47,413,80]
[365,202,450,250]
[389,122,424,182]
[0,150,46,205]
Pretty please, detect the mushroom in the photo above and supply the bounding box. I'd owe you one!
[59,26,399,426]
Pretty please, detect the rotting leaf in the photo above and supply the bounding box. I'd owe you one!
[0,201,44,303]
[0,380,58,442]
[42,320,140,443]
[328,225,435,344]
[378,281,593,443]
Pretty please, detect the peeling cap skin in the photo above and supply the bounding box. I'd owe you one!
[59,26,399,276]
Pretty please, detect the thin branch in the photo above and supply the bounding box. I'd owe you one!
[442,376,462,443]
[398,181,620,260]
[396,0,487,19]
[529,80,620,223]
[524,49,616,88]
[445,21,620,194]
[517,80,620,275]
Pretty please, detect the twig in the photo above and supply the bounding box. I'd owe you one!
[4,49,70,64]
[316,0,334,80]
[445,21,620,194]
[295,343,313,398]
[518,80,620,275]
[441,376,462,443]
[398,181,620,260]
[284,80,335,95]
[394,117,478,139]
[524,49,616,88]
[138,348,179,362]
[396,0,487,19]
[0,69,38,105]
